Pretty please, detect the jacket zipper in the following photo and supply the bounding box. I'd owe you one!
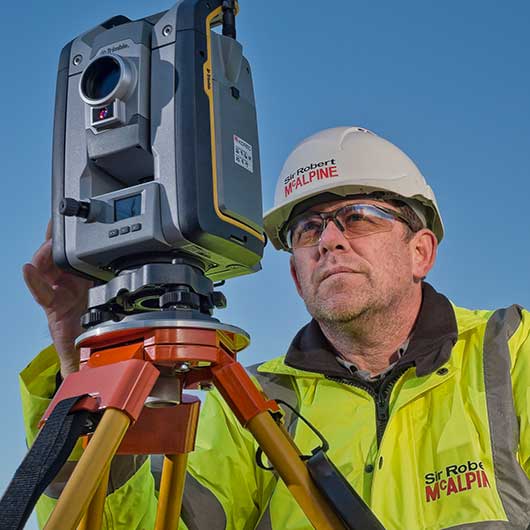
[327,365,410,447]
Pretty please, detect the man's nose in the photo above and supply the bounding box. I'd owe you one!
[318,219,348,254]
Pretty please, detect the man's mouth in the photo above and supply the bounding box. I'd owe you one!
[319,267,357,282]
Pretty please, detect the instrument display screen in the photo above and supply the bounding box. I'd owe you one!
[115,194,141,221]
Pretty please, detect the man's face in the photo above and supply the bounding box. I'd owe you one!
[289,198,435,324]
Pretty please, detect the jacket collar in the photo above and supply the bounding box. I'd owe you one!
[283,282,458,379]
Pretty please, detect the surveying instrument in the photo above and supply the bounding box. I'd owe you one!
[1,1,385,528]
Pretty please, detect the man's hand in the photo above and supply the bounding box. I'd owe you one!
[23,221,93,377]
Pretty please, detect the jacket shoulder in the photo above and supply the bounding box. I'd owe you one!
[453,303,530,370]
[453,303,529,337]
[246,356,299,409]
[452,304,495,335]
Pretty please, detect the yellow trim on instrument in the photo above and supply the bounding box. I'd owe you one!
[203,5,265,242]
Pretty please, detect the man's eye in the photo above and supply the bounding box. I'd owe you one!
[299,220,321,233]
[343,213,365,225]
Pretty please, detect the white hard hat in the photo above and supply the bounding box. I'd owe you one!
[263,126,444,250]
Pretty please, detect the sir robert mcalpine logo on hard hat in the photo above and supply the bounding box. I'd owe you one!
[283,158,340,197]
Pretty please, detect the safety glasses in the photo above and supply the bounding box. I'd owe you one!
[285,203,412,250]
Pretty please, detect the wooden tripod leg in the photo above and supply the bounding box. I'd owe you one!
[247,411,345,530]
[212,359,346,530]
[77,464,110,530]
[155,454,189,530]
[44,409,131,530]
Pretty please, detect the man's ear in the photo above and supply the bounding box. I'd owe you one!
[290,255,303,297]
[410,229,437,281]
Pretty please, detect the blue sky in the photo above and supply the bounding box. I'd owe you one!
[2,1,530,527]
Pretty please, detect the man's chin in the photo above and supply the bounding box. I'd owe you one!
[309,301,368,323]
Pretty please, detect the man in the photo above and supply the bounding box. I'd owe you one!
[21,127,530,529]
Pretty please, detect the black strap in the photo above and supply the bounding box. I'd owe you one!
[307,450,386,530]
[0,396,92,530]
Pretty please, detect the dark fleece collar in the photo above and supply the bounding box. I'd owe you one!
[284,282,458,379]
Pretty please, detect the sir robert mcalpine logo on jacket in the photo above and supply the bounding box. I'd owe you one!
[424,460,491,502]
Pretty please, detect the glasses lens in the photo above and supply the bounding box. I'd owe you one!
[288,215,323,249]
[338,205,395,239]
[287,204,398,249]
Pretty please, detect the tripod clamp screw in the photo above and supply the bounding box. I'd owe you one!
[159,290,200,310]
[211,291,227,309]
[81,308,115,329]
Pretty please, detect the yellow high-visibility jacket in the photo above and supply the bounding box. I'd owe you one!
[20,284,530,529]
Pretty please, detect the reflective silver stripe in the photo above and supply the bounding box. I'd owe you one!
[447,521,520,529]
[107,455,148,494]
[44,461,76,499]
[246,363,299,436]
[181,473,227,530]
[245,364,299,529]
[151,454,164,491]
[44,454,147,499]
[255,504,273,530]
[484,305,530,528]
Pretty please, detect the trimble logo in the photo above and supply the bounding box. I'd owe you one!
[99,43,130,55]
[424,460,490,502]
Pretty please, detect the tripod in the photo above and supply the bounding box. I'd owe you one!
[3,262,383,529]
[39,313,347,530]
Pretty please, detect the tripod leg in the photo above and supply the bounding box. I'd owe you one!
[155,454,189,530]
[247,411,345,530]
[77,463,110,530]
[212,359,346,530]
[44,409,130,530]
